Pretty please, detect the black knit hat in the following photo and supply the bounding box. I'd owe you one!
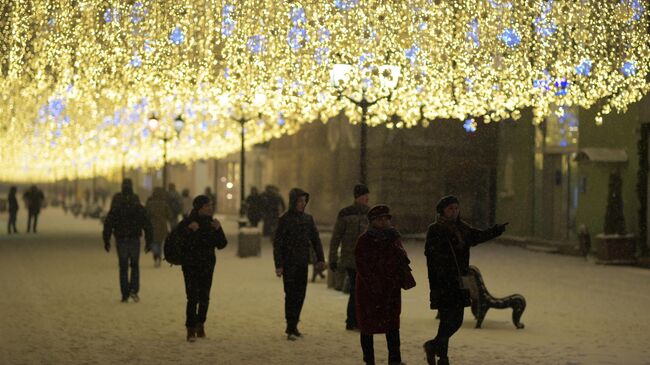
[436,195,460,214]
[367,204,391,221]
[353,184,370,198]
[192,195,212,210]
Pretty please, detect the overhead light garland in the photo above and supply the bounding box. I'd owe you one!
[0,0,648,181]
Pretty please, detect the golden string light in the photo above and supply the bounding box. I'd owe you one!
[0,0,648,181]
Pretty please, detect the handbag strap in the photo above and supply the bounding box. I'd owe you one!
[446,233,463,278]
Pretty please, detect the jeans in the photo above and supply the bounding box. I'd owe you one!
[282,265,308,331]
[360,329,401,364]
[116,238,141,299]
[7,211,17,233]
[26,211,39,233]
[346,268,357,327]
[182,264,215,328]
[430,304,465,358]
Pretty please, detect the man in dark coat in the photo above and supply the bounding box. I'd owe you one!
[244,187,263,227]
[355,204,409,365]
[273,188,325,340]
[178,195,228,342]
[103,179,153,303]
[328,183,370,331]
[167,183,183,229]
[7,186,19,234]
[423,195,507,365]
[23,185,44,233]
[262,185,286,236]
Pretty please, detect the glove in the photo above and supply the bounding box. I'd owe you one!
[494,222,508,235]
[329,262,338,271]
[104,242,110,252]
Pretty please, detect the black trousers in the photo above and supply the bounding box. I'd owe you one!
[346,268,357,327]
[282,265,308,331]
[7,211,17,233]
[27,211,39,233]
[182,264,215,328]
[360,329,401,364]
[431,304,465,358]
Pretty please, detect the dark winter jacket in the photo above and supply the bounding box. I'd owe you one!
[23,187,44,213]
[355,227,408,334]
[103,191,153,246]
[145,187,172,244]
[425,217,503,309]
[8,191,18,213]
[273,188,324,269]
[328,202,369,269]
[178,211,228,267]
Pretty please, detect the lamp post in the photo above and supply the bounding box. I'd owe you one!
[231,110,262,219]
[331,64,400,185]
[147,113,185,189]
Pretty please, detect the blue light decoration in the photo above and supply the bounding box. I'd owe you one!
[534,0,557,37]
[201,121,209,131]
[575,59,592,76]
[621,61,636,77]
[278,112,286,126]
[623,0,646,22]
[405,44,420,65]
[142,128,150,138]
[314,47,330,65]
[224,67,230,79]
[48,98,65,118]
[489,0,513,9]
[465,77,474,92]
[533,70,552,91]
[104,8,120,23]
[290,6,306,24]
[143,39,153,53]
[554,78,569,96]
[131,2,147,24]
[169,27,185,45]
[291,81,305,97]
[247,35,266,54]
[500,28,521,48]
[129,55,142,68]
[464,118,477,133]
[288,26,309,51]
[358,52,374,70]
[418,22,428,31]
[318,27,331,42]
[467,19,480,47]
[222,4,236,37]
[48,18,56,27]
[334,0,359,11]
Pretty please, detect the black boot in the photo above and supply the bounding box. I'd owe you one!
[424,340,438,365]
[186,327,197,342]
[437,357,449,365]
[196,323,205,338]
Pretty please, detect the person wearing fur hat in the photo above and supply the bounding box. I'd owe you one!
[355,204,409,365]
[273,188,325,340]
[423,195,507,365]
[177,195,228,342]
[328,183,370,331]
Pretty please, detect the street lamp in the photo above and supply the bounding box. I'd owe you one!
[331,63,400,185]
[147,113,185,189]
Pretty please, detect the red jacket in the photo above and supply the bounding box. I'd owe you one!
[355,228,408,334]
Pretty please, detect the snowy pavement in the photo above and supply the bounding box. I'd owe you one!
[1,208,650,365]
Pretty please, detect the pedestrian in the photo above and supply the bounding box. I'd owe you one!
[103,179,153,303]
[167,183,183,229]
[145,187,172,267]
[181,188,192,219]
[204,186,217,207]
[244,186,263,227]
[262,185,285,237]
[328,183,370,331]
[178,195,228,342]
[423,195,507,365]
[273,188,325,340]
[7,186,19,234]
[355,205,408,365]
[23,185,44,233]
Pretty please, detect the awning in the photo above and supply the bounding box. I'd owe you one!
[574,148,628,163]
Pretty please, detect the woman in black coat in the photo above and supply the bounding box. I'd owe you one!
[7,186,18,234]
[423,196,507,365]
[179,195,228,342]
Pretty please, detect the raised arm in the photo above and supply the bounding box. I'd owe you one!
[328,214,346,266]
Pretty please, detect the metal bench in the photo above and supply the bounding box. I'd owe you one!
[462,265,526,329]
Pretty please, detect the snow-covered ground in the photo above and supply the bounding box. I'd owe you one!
[1,208,650,365]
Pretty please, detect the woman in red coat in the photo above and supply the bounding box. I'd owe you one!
[355,204,409,365]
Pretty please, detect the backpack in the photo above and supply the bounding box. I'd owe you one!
[163,226,186,265]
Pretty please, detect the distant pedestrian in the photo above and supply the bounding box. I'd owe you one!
[181,188,192,219]
[328,183,370,331]
[167,183,183,229]
[262,185,285,237]
[145,187,172,267]
[273,188,325,340]
[244,187,263,227]
[204,187,217,207]
[178,195,228,342]
[423,195,507,365]
[103,179,153,303]
[23,185,44,233]
[355,205,408,365]
[7,186,19,234]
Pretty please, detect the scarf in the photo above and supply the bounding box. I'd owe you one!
[367,226,401,243]
[436,215,467,250]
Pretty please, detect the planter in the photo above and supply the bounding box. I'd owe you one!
[238,226,261,258]
[594,233,636,264]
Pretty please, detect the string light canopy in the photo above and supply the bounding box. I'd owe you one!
[0,0,648,181]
